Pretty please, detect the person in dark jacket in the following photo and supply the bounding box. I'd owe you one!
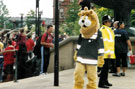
[16,29,28,79]
[113,21,132,77]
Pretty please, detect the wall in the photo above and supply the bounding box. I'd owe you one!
[47,36,78,73]
[47,36,135,73]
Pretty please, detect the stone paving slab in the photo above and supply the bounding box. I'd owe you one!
[0,69,135,89]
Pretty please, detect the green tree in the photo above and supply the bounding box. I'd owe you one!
[94,5,114,25]
[0,0,10,29]
[62,2,114,36]
[62,0,80,36]
[26,10,35,30]
[130,9,135,27]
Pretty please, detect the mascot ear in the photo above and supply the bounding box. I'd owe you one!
[78,12,82,17]
[84,7,88,11]
[87,10,93,17]
[89,10,93,14]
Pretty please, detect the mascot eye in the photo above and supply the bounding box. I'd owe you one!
[81,16,83,19]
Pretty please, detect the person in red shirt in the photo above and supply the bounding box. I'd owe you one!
[26,35,35,59]
[40,25,54,74]
[27,35,35,52]
[25,40,31,52]
[16,29,26,50]
[11,38,16,48]
[3,40,15,81]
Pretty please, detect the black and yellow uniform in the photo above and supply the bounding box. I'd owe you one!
[98,25,115,87]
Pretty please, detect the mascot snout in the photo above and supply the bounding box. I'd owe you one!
[79,16,92,27]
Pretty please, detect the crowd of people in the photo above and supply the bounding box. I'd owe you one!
[0,24,69,83]
[0,28,35,82]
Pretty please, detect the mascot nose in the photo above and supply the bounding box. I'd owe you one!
[82,20,85,23]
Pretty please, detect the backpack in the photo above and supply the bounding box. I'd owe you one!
[33,33,48,57]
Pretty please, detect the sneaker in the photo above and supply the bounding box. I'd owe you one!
[112,73,121,77]
[39,73,45,76]
[120,73,125,76]
[45,72,48,75]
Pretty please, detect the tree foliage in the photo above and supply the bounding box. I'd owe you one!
[94,5,114,25]
[0,0,9,29]
[26,10,35,30]
[61,0,80,36]
[130,9,135,27]
[61,2,114,36]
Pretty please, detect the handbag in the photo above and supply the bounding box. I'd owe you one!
[129,55,135,64]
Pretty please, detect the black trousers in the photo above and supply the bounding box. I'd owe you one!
[99,59,111,85]
[43,48,50,73]
[109,59,117,73]
[17,44,28,79]
[116,53,127,67]
[43,53,50,73]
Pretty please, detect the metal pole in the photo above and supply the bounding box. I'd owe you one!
[21,14,23,27]
[37,9,40,36]
[54,0,59,86]
[38,12,42,36]
[35,0,38,36]
[14,51,18,82]
[35,0,40,36]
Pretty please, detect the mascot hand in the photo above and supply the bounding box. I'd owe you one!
[74,51,78,61]
[97,56,104,67]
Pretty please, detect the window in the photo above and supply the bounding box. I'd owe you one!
[60,0,64,2]
[70,0,74,2]
[60,8,64,18]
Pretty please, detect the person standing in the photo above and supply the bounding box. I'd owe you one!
[109,21,119,73]
[26,35,35,59]
[3,40,15,82]
[113,21,132,77]
[40,25,54,74]
[98,15,115,88]
[16,29,27,79]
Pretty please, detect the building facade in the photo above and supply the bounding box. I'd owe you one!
[53,0,74,24]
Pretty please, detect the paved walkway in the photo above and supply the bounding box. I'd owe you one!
[0,69,135,89]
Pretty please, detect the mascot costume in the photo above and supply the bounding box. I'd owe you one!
[73,7,104,89]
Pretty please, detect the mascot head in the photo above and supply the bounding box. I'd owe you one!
[78,7,100,38]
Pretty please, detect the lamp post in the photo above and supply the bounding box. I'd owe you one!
[54,0,59,86]
[38,11,42,36]
[20,13,24,27]
[35,0,40,36]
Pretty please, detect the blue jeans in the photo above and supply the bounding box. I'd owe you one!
[0,68,3,82]
[40,46,44,74]
[0,55,3,82]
